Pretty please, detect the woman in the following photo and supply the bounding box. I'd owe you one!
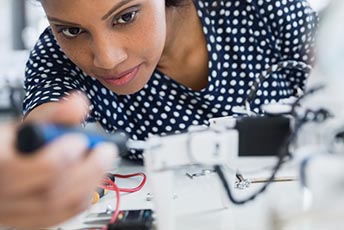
[24,0,318,160]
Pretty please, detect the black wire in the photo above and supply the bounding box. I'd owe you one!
[215,85,327,205]
[214,121,298,205]
[290,84,326,117]
[246,60,313,105]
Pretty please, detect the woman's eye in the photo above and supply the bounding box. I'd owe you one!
[61,27,83,38]
[115,11,138,25]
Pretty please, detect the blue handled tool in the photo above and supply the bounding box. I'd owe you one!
[16,122,131,156]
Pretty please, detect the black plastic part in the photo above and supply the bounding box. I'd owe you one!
[236,116,291,156]
[107,209,154,230]
[16,123,46,154]
[107,221,153,230]
[106,173,116,182]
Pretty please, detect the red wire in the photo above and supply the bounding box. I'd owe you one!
[113,172,147,192]
[100,179,121,225]
[99,172,147,228]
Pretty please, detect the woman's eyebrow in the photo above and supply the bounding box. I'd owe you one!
[102,0,135,21]
[47,16,82,26]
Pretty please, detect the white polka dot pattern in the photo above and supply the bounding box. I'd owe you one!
[23,0,318,160]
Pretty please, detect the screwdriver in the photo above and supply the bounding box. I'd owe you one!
[15,122,146,156]
[15,122,144,204]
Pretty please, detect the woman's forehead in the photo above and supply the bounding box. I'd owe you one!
[41,0,142,21]
[41,0,139,11]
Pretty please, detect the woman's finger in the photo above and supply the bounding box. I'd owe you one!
[24,91,89,125]
[0,142,118,228]
[0,134,89,197]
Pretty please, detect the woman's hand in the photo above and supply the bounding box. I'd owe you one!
[0,93,118,228]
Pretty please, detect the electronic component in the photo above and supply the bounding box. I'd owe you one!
[235,115,291,156]
[84,209,154,230]
[107,209,154,230]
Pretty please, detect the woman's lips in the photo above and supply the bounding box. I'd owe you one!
[102,65,140,87]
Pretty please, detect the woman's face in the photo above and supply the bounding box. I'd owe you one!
[41,0,167,95]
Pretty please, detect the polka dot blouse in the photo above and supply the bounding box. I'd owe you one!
[23,0,318,160]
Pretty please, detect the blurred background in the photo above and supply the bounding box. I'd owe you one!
[0,0,47,122]
[0,0,331,122]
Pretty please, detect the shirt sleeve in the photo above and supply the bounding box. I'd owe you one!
[23,28,82,116]
[251,0,319,93]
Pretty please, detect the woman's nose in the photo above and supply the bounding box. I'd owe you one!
[92,35,128,70]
